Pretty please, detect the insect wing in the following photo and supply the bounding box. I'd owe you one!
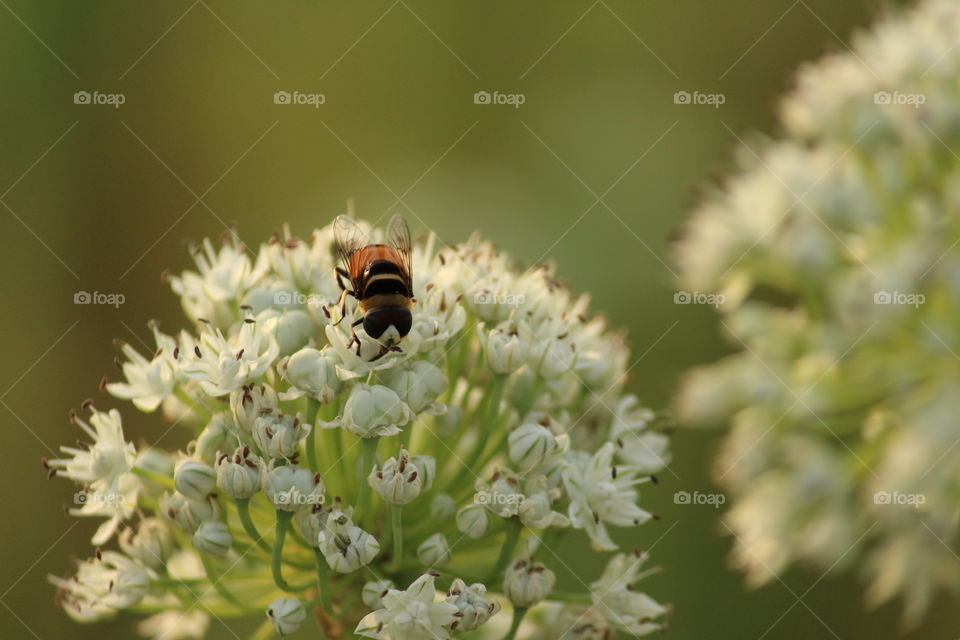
[385,213,413,288]
[333,215,368,283]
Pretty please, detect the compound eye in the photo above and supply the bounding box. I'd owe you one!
[363,314,387,339]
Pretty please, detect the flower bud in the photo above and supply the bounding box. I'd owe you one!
[215,446,262,499]
[339,384,414,438]
[410,454,436,491]
[261,309,314,356]
[261,464,325,511]
[503,559,556,607]
[317,510,379,573]
[368,449,424,505]
[417,533,451,566]
[266,597,306,636]
[174,459,216,501]
[508,423,557,471]
[456,503,491,539]
[430,493,456,521]
[478,324,529,375]
[278,347,341,403]
[192,520,232,557]
[528,335,577,379]
[229,383,278,435]
[194,413,237,465]
[381,360,448,413]
[252,411,310,459]
[119,518,174,569]
[160,492,222,533]
[446,579,501,632]
[362,579,394,609]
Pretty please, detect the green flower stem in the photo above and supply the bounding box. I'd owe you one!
[449,374,506,488]
[199,553,256,613]
[305,398,320,471]
[389,505,403,570]
[490,517,523,582]
[313,548,335,613]
[356,436,380,511]
[130,465,175,490]
[272,510,314,592]
[235,498,272,553]
[174,387,212,422]
[502,605,528,640]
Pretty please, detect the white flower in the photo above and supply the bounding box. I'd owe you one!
[260,308,315,356]
[278,347,342,402]
[445,579,500,632]
[456,503,491,539]
[333,384,415,438]
[509,423,558,471]
[106,326,177,412]
[161,493,223,534]
[518,478,569,530]
[137,610,210,640]
[52,551,150,613]
[369,449,427,505]
[194,412,238,465]
[252,411,310,459]
[590,551,667,635]
[119,518,175,569]
[174,459,217,501]
[261,464,325,511]
[477,322,530,375]
[215,446,262,499]
[169,238,264,328]
[563,443,653,551]
[503,558,556,607]
[229,383,278,435]
[417,533,451,566]
[381,360,448,414]
[363,579,395,609]
[533,604,611,640]
[266,597,306,636]
[355,572,459,640]
[317,509,380,573]
[528,334,577,379]
[181,321,278,396]
[192,520,232,557]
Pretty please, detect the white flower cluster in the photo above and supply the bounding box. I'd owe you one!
[47,218,669,638]
[675,0,960,622]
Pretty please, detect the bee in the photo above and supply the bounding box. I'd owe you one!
[333,214,414,360]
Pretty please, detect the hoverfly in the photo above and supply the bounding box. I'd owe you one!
[332,214,414,360]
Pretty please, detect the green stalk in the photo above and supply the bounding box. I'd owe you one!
[450,374,506,489]
[390,505,403,570]
[490,517,523,582]
[503,606,528,640]
[199,553,255,612]
[305,398,320,471]
[235,498,272,553]
[271,510,313,592]
[313,548,334,613]
[356,437,380,510]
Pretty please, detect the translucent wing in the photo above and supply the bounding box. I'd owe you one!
[333,215,368,286]
[385,213,413,288]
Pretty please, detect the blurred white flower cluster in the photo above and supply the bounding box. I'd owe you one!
[47,218,670,638]
[675,0,960,622]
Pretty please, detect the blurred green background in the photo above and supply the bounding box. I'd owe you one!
[3,1,957,638]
